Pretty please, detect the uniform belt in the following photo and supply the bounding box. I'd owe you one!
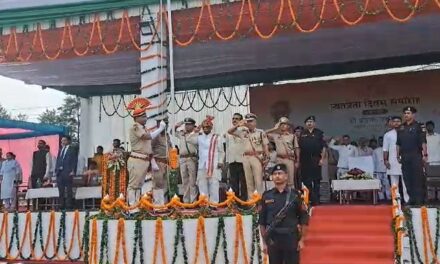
[180,154,197,158]
[130,152,151,160]
[244,151,263,156]
[277,154,294,160]
[154,157,168,164]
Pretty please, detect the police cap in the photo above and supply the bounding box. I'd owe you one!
[245,113,257,121]
[184,117,196,125]
[278,117,290,124]
[271,163,288,174]
[304,115,316,123]
[403,106,417,113]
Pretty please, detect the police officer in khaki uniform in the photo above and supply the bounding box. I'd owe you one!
[151,118,172,205]
[266,117,300,188]
[126,98,166,206]
[228,113,269,195]
[174,118,198,203]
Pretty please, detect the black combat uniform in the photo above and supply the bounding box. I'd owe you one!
[396,108,427,205]
[259,185,309,264]
[298,118,325,205]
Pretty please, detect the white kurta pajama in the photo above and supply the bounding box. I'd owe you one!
[0,159,22,209]
[383,129,409,202]
[197,133,225,203]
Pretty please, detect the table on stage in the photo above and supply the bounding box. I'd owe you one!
[331,179,381,204]
[25,186,102,210]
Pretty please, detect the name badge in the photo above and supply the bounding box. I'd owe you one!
[265,199,275,204]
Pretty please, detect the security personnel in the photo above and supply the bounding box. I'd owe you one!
[298,116,326,205]
[151,117,172,205]
[126,98,166,206]
[259,164,308,264]
[397,106,428,205]
[228,113,269,195]
[174,118,198,203]
[266,117,300,188]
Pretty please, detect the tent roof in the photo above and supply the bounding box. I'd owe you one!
[0,0,166,27]
[0,119,68,140]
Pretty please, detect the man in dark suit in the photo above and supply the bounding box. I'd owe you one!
[55,136,78,209]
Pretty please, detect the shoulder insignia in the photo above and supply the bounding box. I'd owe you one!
[264,199,275,204]
[399,125,405,130]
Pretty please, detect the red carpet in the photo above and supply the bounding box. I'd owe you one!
[301,205,394,264]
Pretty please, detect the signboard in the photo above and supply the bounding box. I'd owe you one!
[250,71,440,138]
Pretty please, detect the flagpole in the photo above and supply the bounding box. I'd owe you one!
[166,0,175,129]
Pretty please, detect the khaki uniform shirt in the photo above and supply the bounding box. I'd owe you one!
[225,133,244,163]
[176,131,198,156]
[233,127,269,154]
[152,133,172,159]
[129,123,152,155]
[272,133,299,157]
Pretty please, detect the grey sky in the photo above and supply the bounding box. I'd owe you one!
[0,75,66,122]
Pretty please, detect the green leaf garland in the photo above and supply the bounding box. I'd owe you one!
[131,219,144,264]
[171,218,189,264]
[99,219,109,264]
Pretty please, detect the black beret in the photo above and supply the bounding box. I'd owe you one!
[271,163,288,174]
[304,116,316,123]
[403,106,417,113]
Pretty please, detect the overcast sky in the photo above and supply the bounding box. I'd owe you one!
[0,75,67,122]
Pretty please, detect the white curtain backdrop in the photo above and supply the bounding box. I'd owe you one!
[79,86,250,160]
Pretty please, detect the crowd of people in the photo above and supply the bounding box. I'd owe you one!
[119,98,433,208]
[0,100,434,212]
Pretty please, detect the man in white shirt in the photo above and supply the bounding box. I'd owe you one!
[197,116,225,203]
[426,121,440,165]
[329,135,357,178]
[356,137,373,157]
[383,116,409,203]
[372,137,390,200]
[225,113,247,200]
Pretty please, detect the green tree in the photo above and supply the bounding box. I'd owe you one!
[0,105,11,119]
[14,113,28,121]
[37,96,80,142]
[38,109,60,125]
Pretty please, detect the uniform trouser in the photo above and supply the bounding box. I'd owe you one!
[390,174,410,203]
[401,154,426,205]
[197,169,219,203]
[268,234,299,264]
[243,156,264,196]
[375,172,391,200]
[180,157,198,203]
[152,161,168,205]
[229,162,248,200]
[127,157,150,205]
[276,158,295,188]
[301,157,322,205]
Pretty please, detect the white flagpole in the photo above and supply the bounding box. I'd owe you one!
[166,0,176,129]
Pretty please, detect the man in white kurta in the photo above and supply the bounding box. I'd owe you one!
[383,116,409,203]
[426,121,440,165]
[197,117,225,203]
[329,136,357,178]
[373,137,390,200]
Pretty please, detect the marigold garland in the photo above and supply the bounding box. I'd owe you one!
[153,218,167,264]
[114,218,129,264]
